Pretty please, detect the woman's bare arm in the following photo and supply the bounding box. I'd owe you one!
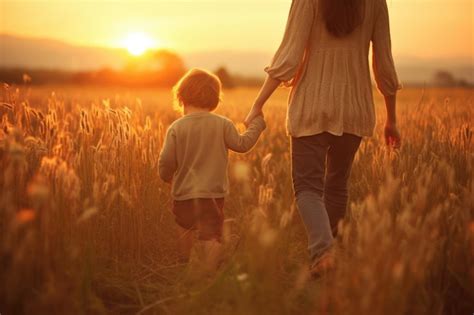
[383,93,401,148]
[244,75,281,126]
[384,94,397,125]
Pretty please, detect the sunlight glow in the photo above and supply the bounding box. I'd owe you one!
[122,32,156,56]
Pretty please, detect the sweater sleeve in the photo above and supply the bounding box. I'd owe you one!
[224,116,266,153]
[158,126,177,183]
[372,0,402,96]
[264,0,315,83]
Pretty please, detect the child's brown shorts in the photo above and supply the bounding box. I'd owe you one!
[172,198,224,242]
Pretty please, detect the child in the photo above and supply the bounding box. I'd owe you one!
[158,68,266,272]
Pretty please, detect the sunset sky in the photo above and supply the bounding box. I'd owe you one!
[1,0,473,59]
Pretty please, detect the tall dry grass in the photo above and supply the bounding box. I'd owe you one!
[0,85,472,315]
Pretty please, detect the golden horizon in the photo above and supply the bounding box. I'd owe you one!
[0,0,472,59]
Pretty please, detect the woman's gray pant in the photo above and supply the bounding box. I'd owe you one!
[291,132,361,260]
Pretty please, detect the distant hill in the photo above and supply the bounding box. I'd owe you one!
[393,55,473,85]
[1,34,473,84]
[0,34,129,70]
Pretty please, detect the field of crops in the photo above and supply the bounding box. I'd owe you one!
[0,85,473,315]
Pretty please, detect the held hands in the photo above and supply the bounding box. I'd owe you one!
[244,104,264,127]
[384,122,401,149]
[244,75,280,126]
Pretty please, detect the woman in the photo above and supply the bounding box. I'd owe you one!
[245,0,401,275]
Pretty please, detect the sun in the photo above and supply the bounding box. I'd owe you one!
[122,32,155,56]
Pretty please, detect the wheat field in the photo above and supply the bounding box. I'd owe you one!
[0,85,473,315]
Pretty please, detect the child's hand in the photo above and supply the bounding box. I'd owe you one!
[244,104,263,127]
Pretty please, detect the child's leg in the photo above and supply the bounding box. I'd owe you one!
[193,198,225,274]
[194,239,223,272]
[177,227,194,263]
[173,199,199,263]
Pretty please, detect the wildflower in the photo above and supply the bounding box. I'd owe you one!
[77,207,98,223]
[233,161,250,182]
[16,208,36,224]
[27,176,49,204]
[236,273,248,282]
[259,227,277,247]
[9,141,25,160]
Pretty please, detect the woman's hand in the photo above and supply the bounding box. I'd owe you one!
[384,123,401,149]
[383,94,400,149]
[244,104,263,127]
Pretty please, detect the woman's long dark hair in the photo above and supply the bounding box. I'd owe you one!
[321,0,364,37]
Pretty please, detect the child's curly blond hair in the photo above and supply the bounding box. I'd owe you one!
[173,68,222,112]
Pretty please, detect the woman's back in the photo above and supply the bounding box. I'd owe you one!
[265,0,401,137]
[244,0,402,278]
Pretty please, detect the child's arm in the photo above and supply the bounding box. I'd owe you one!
[158,127,177,183]
[224,115,266,153]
